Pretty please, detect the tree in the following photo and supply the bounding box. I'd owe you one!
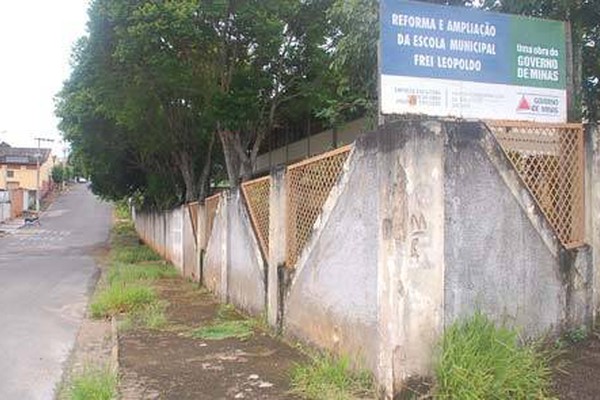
[57,0,218,207]
[200,0,335,184]
[57,0,336,206]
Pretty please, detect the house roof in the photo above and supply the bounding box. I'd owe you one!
[0,144,51,165]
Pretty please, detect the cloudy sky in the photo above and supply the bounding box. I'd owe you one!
[0,1,89,156]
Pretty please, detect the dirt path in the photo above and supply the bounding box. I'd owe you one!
[119,278,305,399]
[553,330,600,400]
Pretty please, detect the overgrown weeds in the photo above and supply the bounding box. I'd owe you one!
[68,366,117,400]
[90,218,175,329]
[114,199,131,221]
[191,320,254,340]
[121,301,169,331]
[435,313,555,399]
[290,353,374,400]
[90,283,157,319]
[112,245,162,264]
[108,262,177,285]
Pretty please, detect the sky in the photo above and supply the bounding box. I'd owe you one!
[0,1,89,158]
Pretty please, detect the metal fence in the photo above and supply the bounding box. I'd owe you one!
[286,145,352,267]
[488,121,585,248]
[241,176,271,257]
[204,193,221,246]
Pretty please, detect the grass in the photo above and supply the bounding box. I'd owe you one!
[114,199,131,220]
[191,320,254,341]
[68,367,117,400]
[90,283,157,319]
[121,301,169,331]
[112,245,162,264]
[290,354,374,400]
[108,262,178,285]
[110,220,137,240]
[91,216,176,326]
[435,313,555,399]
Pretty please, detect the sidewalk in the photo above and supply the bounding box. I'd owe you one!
[119,277,305,399]
[0,218,24,235]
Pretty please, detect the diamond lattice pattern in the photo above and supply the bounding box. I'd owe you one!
[286,146,352,267]
[488,122,585,248]
[241,176,271,257]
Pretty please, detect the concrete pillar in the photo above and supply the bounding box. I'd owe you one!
[585,124,600,324]
[220,193,229,303]
[376,121,446,397]
[375,125,403,398]
[197,202,205,284]
[267,166,287,329]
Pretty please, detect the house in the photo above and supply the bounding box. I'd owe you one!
[0,142,55,210]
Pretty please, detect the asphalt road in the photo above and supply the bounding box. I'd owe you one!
[0,185,112,399]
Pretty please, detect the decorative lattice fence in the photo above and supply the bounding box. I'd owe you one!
[286,145,352,267]
[204,193,221,245]
[488,121,585,248]
[241,176,271,257]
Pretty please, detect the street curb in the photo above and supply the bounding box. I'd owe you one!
[110,316,119,374]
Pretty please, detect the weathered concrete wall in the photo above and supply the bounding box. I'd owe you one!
[284,146,379,372]
[444,122,594,336]
[371,121,446,393]
[226,191,266,315]
[133,117,597,399]
[585,124,600,324]
[167,208,184,272]
[182,205,198,280]
[203,196,226,300]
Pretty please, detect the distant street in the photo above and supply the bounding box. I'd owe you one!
[0,185,112,399]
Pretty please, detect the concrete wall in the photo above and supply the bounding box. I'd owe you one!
[134,117,599,399]
[182,204,198,280]
[284,145,379,372]
[444,122,576,336]
[586,124,600,326]
[135,206,184,271]
[226,191,266,315]
[203,195,227,300]
[370,121,447,391]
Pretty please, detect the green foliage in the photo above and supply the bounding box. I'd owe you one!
[92,218,175,330]
[111,245,162,264]
[58,0,598,205]
[51,164,67,184]
[114,200,130,220]
[108,262,177,285]
[435,313,554,399]
[565,326,588,344]
[90,283,157,319]
[68,367,117,400]
[122,301,168,331]
[290,354,374,400]
[191,320,254,341]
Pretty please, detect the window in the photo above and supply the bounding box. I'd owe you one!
[6,171,14,178]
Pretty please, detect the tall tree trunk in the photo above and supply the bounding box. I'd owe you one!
[175,150,197,203]
[218,129,254,187]
[198,133,216,200]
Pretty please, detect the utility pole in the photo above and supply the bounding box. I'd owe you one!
[34,137,54,213]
